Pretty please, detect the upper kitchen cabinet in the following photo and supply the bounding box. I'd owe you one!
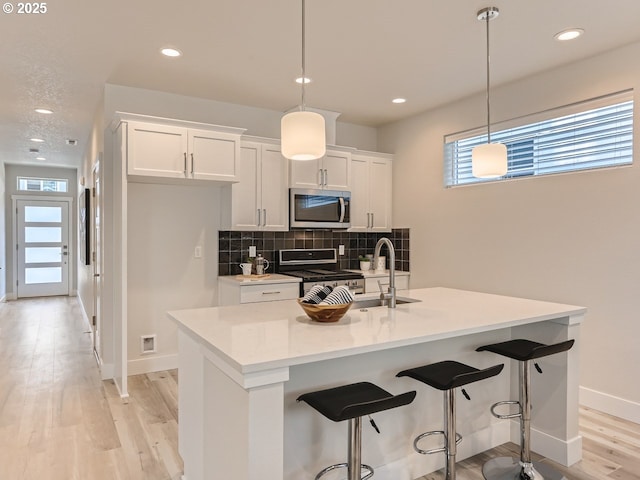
[119,114,245,184]
[289,148,353,190]
[221,139,289,231]
[349,152,393,232]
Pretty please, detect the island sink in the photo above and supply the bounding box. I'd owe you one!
[353,296,421,309]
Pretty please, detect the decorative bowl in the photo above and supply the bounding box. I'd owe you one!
[297,299,352,323]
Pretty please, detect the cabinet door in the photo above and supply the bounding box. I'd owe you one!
[260,145,289,231]
[229,143,261,230]
[289,157,322,189]
[322,150,351,190]
[348,156,371,232]
[189,129,239,182]
[127,121,188,178]
[369,159,392,232]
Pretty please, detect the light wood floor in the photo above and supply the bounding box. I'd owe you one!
[1,297,638,480]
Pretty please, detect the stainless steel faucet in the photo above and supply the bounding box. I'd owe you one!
[374,237,396,308]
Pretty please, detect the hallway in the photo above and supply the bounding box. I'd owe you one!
[0,297,182,479]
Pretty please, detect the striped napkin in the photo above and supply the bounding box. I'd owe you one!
[301,285,333,304]
[319,286,354,305]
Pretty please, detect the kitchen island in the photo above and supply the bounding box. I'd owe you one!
[168,287,585,480]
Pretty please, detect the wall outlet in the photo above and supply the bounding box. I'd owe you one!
[339,244,345,255]
[249,245,256,257]
[141,334,157,354]
[194,246,202,258]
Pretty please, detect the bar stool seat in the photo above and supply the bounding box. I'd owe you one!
[397,361,504,480]
[476,339,575,480]
[298,381,416,480]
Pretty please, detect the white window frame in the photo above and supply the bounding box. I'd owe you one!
[17,176,69,193]
[444,90,634,187]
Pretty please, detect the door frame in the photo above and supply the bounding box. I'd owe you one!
[92,159,102,362]
[11,195,74,298]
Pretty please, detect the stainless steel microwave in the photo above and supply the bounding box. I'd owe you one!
[289,188,351,229]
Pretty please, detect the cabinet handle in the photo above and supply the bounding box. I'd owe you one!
[183,153,187,176]
[324,169,328,186]
[318,168,323,186]
[257,209,261,226]
[367,213,371,228]
[262,291,281,295]
[263,209,267,227]
[371,213,374,228]
[190,153,194,176]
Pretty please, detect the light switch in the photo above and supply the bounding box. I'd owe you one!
[249,246,257,257]
[338,244,345,255]
[194,246,202,258]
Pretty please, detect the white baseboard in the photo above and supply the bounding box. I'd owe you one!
[128,353,178,376]
[580,386,640,425]
[510,420,582,466]
[100,362,115,380]
[76,294,92,329]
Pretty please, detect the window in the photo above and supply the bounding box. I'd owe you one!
[444,90,634,187]
[17,177,68,193]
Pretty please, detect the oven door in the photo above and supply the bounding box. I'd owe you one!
[290,188,351,229]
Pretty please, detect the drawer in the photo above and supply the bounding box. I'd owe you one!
[239,283,299,304]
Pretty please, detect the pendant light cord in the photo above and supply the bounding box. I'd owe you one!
[485,12,491,144]
[300,0,306,112]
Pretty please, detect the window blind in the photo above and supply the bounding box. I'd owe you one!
[444,90,634,187]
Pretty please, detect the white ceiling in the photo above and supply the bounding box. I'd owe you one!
[2,0,640,169]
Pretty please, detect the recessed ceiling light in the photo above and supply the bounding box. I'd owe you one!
[554,28,584,41]
[392,98,407,104]
[295,76,312,84]
[35,108,53,114]
[161,47,182,57]
[30,138,44,143]
[36,157,46,161]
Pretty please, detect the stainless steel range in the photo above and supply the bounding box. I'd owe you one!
[276,248,365,296]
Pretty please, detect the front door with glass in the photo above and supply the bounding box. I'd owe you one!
[16,199,71,297]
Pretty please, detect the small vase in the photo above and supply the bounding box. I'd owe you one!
[360,261,370,272]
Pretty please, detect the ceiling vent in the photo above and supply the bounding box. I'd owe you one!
[29,148,40,153]
[66,139,78,146]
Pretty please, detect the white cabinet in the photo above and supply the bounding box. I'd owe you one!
[289,149,352,190]
[221,140,289,231]
[349,153,393,232]
[218,276,300,305]
[124,117,245,184]
[363,272,410,293]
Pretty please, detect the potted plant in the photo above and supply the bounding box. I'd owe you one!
[358,255,371,272]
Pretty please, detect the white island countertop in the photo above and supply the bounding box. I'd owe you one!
[168,287,585,375]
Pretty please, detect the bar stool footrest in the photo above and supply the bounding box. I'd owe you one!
[490,400,522,419]
[482,456,567,480]
[315,462,374,480]
[413,430,462,455]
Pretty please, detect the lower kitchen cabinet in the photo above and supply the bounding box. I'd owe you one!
[221,139,289,231]
[363,271,410,293]
[218,275,301,305]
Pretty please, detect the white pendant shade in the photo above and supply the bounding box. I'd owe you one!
[472,142,508,178]
[281,110,326,160]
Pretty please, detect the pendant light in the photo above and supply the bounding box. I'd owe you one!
[472,7,507,178]
[281,0,326,161]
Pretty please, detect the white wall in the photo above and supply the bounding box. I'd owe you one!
[0,163,5,300]
[127,183,220,373]
[378,41,640,420]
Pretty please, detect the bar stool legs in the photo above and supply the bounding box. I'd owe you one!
[397,361,504,480]
[476,339,574,480]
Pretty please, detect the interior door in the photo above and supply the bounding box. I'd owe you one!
[92,161,102,358]
[16,199,70,297]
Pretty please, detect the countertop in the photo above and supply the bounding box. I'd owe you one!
[218,273,301,285]
[169,287,585,374]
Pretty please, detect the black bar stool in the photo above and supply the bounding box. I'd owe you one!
[396,360,504,480]
[476,338,575,480]
[297,381,416,480]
